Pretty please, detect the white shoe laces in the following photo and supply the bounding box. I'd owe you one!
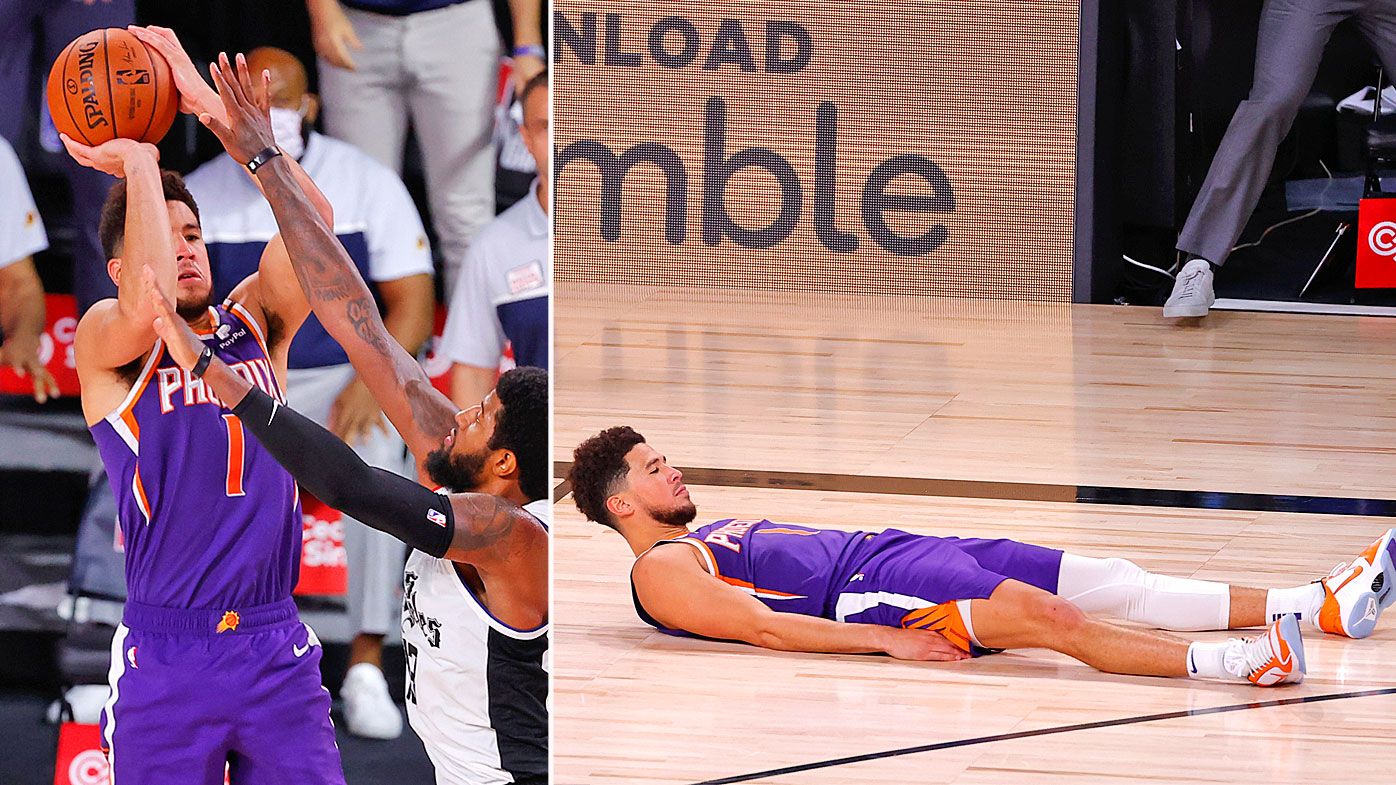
[1223,630,1281,679]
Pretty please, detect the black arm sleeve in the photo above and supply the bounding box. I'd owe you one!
[232,388,453,558]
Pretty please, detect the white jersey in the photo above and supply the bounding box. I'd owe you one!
[402,498,549,785]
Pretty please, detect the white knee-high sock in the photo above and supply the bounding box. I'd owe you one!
[1056,553,1231,631]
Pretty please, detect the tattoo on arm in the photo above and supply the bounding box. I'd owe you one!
[446,495,525,561]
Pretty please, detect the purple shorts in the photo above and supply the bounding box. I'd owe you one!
[99,598,345,785]
[833,530,1063,627]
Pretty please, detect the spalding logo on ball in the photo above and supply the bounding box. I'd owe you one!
[46,28,180,146]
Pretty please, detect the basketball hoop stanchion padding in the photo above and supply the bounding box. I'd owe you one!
[294,491,348,596]
[0,294,80,396]
[1356,197,1396,288]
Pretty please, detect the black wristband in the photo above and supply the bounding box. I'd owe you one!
[191,345,214,378]
[246,146,282,174]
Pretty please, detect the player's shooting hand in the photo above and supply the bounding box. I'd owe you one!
[883,627,973,662]
[141,265,205,372]
[329,376,388,446]
[59,135,158,178]
[127,26,219,119]
[0,334,59,404]
[308,0,362,71]
[201,52,277,166]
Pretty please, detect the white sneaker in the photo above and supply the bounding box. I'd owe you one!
[1315,527,1396,638]
[341,662,404,739]
[45,684,110,724]
[1163,258,1215,318]
[1226,614,1306,686]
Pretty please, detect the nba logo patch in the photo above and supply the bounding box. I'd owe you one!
[427,509,447,528]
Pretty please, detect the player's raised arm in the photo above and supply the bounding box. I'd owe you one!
[198,52,455,477]
[632,546,970,661]
[65,138,173,374]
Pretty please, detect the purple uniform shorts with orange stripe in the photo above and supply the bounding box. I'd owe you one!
[99,598,345,785]
[832,530,1064,651]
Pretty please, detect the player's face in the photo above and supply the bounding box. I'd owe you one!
[168,200,213,320]
[621,443,697,526]
[425,392,504,492]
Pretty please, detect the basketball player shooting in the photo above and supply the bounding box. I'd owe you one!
[63,29,344,785]
[570,427,1396,687]
[141,51,549,785]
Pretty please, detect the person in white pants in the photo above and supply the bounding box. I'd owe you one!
[0,137,58,403]
[183,46,436,739]
[308,0,503,300]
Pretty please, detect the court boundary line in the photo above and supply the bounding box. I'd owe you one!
[552,462,1396,515]
[689,687,1396,785]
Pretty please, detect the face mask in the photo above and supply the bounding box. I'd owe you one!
[269,103,308,159]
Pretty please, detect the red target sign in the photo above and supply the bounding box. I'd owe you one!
[1356,198,1396,288]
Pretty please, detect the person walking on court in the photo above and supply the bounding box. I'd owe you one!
[1166,0,1396,318]
[569,426,1396,686]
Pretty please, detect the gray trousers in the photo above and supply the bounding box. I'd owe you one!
[1178,0,1396,265]
[286,364,408,638]
[317,0,502,301]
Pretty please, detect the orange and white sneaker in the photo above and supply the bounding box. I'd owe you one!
[1315,528,1396,639]
[1232,614,1306,687]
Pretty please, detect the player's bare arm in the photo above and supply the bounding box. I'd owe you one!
[632,545,968,661]
[65,138,174,423]
[200,53,455,481]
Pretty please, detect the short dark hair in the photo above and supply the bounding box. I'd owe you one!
[568,426,647,530]
[491,366,549,502]
[520,70,548,109]
[99,169,201,260]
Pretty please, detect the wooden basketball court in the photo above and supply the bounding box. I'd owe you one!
[554,283,1396,784]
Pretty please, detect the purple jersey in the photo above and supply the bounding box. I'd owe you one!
[90,302,302,610]
[637,519,874,622]
[632,519,1065,649]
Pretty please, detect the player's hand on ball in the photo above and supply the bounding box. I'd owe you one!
[884,628,972,662]
[59,135,158,178]
[142,266,205,371]
[127,26,221,119]
[202,52,277,166]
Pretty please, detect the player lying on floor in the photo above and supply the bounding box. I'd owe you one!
[568,426,1396,687]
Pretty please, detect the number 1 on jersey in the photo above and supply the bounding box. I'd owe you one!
[223,413,246,497]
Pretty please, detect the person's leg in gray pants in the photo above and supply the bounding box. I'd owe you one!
[1167,0,1361,317]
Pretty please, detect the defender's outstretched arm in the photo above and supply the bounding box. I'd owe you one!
[199,54,455,479]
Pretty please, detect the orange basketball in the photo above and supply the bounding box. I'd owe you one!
[46,28,179,147]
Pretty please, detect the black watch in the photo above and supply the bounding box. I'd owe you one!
[192,345,214,379]
[246,146,283,174]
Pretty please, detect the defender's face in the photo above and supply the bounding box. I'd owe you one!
[444,391,502,461]
[168,200,212,314]
[619,442,696,524]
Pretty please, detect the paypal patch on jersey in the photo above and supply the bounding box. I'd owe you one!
[184,132,433,370]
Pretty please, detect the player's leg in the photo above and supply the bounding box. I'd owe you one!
[101,626,235,784]
[403,0,501,300]
[317,7,411,175]
[968,580,1305,686]
[231,622,346,785]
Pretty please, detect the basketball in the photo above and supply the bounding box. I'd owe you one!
[45,28,179,147]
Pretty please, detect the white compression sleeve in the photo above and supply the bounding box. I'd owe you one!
[1056,553,1231,631]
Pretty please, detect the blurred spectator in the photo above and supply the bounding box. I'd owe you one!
[183,47,435,740]
[307,0,501,300]
[0,0,135,313]
[505,0,545,94]
[0,136,58,404]
[441,71,547,408]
